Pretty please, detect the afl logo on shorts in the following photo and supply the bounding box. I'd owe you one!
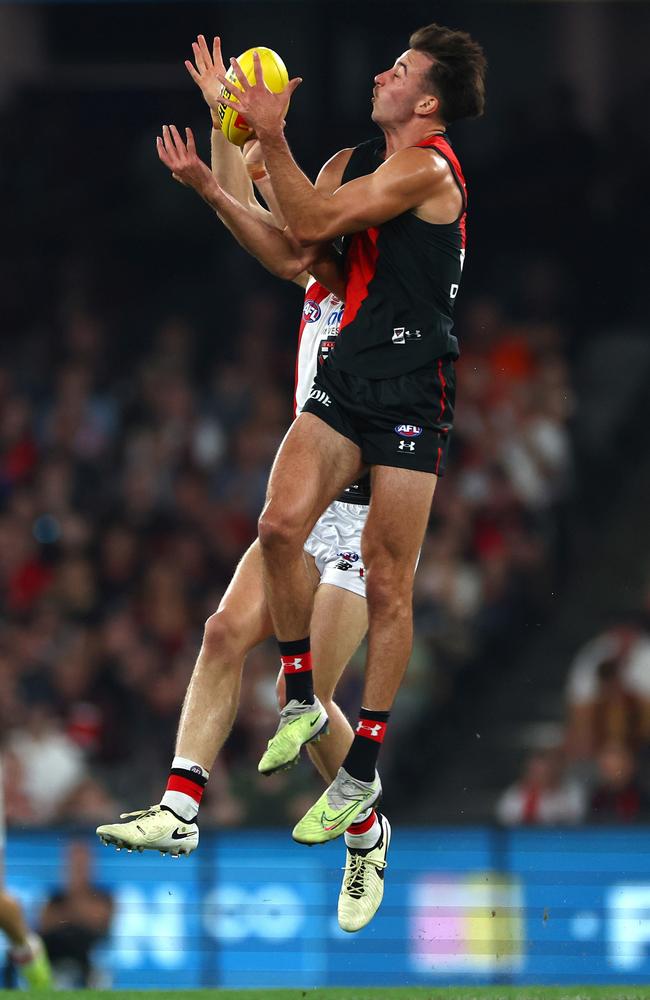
[303,300,322,323]
[395,424,423,437]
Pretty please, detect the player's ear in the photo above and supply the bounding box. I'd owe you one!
[414,93,440,118]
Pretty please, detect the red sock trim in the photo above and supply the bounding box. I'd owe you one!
[166,774,204,803]
[348,810,377,835]
[281,651,313,675]
[355,718,387,743]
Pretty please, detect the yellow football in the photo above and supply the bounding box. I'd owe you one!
[217,46,289,147]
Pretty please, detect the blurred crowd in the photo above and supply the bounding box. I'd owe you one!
[3,24,650,828]
[497,606,650,826]
[0,282,574,829]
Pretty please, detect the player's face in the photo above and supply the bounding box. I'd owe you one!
[371,48,436,126]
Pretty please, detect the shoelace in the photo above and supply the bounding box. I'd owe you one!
[119,805,159,820]
[342,852,387,899]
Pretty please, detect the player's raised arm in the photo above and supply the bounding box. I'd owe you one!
[186,35,263,215]
[156,125,343,292]
[214,51,449,244]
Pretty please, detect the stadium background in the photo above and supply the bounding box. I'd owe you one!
[1,0,650,990]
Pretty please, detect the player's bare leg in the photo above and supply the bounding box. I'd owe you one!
[293,466,436,842]
[259,413,363,641]
[308,584,367,781]
[97,541,276,855]
[0,892,30,948]
[257,413,364,774]
[175,541,273,769]
[275,582,367,782]
[0,892,53,988]
[360,466,436,709]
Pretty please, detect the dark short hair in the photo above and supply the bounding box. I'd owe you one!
[409,23,487,124]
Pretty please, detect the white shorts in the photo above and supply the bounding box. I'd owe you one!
[304,500,368,599]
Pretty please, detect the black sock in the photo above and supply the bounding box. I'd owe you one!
[279,637,314,704]
[343,708,391,782]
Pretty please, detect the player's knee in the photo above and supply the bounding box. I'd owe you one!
[202,611,249,663]
[258,507,303,554]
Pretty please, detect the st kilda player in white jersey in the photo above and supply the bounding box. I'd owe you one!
[99,39,388,936]
[297,278,371,596]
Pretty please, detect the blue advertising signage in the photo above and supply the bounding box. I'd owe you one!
[3,827,650,988]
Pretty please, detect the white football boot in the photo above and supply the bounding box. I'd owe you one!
[338,813,391,932]
[96,804,198,856]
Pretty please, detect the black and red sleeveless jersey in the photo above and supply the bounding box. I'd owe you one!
[329,134,467,379]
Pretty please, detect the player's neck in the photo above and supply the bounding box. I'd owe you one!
[381,120,446,157]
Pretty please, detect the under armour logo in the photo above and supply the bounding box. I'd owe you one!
[357,721,383,738]
[398,440,415,452]
[284,656,303,670]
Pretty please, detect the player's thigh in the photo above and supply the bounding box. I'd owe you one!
[363,466,437,571]
[209,540,274,650]
[311,583,368,701]
[262,413,364,537]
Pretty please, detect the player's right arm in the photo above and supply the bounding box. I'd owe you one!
[157,125,345,290]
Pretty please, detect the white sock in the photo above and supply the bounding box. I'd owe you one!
[161,756,209,822]
[344,809,381,850]
[10,934,39,964]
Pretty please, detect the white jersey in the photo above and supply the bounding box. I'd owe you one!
[294,278,345,416]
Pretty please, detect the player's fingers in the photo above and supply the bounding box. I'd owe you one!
[286,76,303,98]
[229,56,250,90]
[214,92,241,113]
[185,60,202,85]
[185,127,197,155]
[163,128,181,167]
[197,34,213,69]
[169,124,187,155]
[215,70,239,95]
[156,136,174,168]
[213,36,225,73]
[164,124,183,159]
[192,40,207,74]
[252,51,267,89]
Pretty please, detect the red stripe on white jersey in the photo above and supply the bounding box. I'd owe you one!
[294,278,344,416]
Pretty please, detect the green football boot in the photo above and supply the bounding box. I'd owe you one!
[13,935,53,990]
[258,697,329,775]
[292,766,382,844]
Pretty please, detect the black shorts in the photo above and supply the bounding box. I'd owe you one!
[302,356,456,475]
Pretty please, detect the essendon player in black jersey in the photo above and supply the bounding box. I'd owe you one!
[214,25,487,841]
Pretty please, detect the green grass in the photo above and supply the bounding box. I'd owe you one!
[7,989,648,1000]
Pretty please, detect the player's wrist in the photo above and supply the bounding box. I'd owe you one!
[256,122,286,146]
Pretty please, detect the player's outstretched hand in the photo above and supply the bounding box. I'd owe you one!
[215,50,301,139]
[156,125,217,199]
[185,34,228,111]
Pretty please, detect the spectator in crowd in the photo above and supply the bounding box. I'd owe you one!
[588,741,650,825]
[496,746,585,826]
[565,626,650,760]
[39,841,113,988]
